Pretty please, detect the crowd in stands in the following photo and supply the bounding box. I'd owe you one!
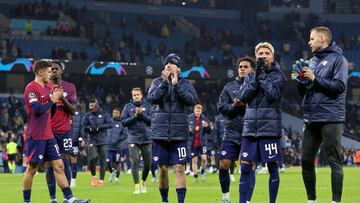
[1,1,360,74]
[95,0,267,11]
[50,47,88,61]
[9,1,95,39]
[0,38,24,58]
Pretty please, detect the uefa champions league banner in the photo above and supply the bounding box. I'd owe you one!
[0,58,235,79]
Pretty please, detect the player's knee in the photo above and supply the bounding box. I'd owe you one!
[175,164,185,174]
[54,162,65,173]
[267,162,278,172]
[27,164,39,175]
[159,166,168,175]
[240,162,253,174]
[220,160,230,170]
[201,155,207,162]
[301,159,314,170]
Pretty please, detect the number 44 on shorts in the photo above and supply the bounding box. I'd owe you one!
[265,143,278,157]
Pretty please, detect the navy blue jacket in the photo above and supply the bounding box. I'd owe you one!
[121,100,152,144]
[120,138,129,151]
[301,42,348,123]
[107,118,127,150]
[72,109,84,146]
[239,62,286,137]
[82,107,112,146]
[215,114,226,147]
[218,76,246,144]
[188,113,212,147]
[206,124,220,150]
[147,76,197,141]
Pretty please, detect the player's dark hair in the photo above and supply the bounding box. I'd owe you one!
[51,60,64,70]
[236,56,256,69]
[89,97,98,103]
[33,60,52,74]
[132,87,143,94]
[113,107,122,113]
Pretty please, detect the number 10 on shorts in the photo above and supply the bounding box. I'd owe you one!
[177,147,187,158]
[265,143,278,155]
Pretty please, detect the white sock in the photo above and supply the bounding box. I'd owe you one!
[67,197,76,203]
[223,192,230,200]
[308,200,317,203]
[332,201,339,203]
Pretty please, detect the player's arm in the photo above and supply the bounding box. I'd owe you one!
[238,72,260,103]
[188,116,194,137]
[121,104,137,126]
[202,117,212,134]
[115,127,128,144]
[217,85,239,117]
[31,101,54,116]
[147,79,168,104]
[60,97,76,115]
[29,89,62,116]
[61,85,77,115]
[173,80,197,106]
[140,103,152,126]
[258,71,286,102]
[82,113,93,133]
[98,112,113,130]
[310,57,348,95]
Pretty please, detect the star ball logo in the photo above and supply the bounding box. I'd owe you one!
[85,62,127,75]
[180,66,210,79]
[0,58,33,72]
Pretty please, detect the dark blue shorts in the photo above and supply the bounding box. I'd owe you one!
[153,140,188,166]
[120,148,129,157]
[240,137,281,162]
[190,146,207,158]
[220,139,241,161]
[26,138,61,163]
[107,150,121,163]
[54,131,74,155]
[207,142,217,153]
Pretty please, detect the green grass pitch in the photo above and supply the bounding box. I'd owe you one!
[0,167,359,203]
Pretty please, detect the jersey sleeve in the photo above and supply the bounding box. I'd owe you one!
[25,85,40,105]
[68,84,77,103]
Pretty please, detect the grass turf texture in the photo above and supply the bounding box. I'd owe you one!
[0,167,359,203]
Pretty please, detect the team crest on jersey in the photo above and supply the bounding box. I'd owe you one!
[242,152,248,158]
[322,61,328,66]
[221,151,227,156]
[98,115,102,118]
[38,155,43,160]
[116,124,119,127]
[153,156,159,161]
[63,92,68,97]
